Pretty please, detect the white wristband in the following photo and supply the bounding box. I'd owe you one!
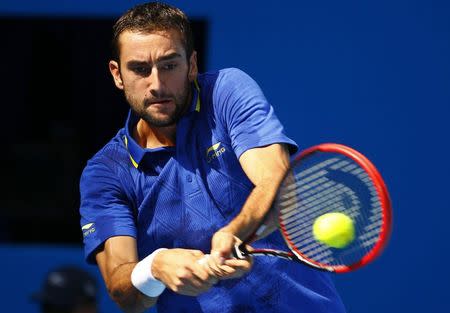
[131,248,167,297]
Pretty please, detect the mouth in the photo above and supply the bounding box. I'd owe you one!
[147,98,172,105]
[144,99,174,110]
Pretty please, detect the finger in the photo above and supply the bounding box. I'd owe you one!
[222,258,253,280]
[183,276,215,295]
[210,254,228,278]
[211,250,225,265]
[189,260,218,286]
[212,264,248,280]
[175,284,206,296]
[189,250,204,257]
[192,261,214,282]
[174,265,206,288]
[196,254,210,267]
[196,255,214,275]
[179,274,211,290]
[214,264,251,280]
[167,277,199,296]
[194,254,221,282]
[206,253,231,277]
[196,255,220,285]
[211,232,236,259]
[207,262,242,279]
[170,267,214,296]
[223,257,253,269]
[215,264,236,275]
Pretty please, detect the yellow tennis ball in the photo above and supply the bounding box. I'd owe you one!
[312,212,355,248]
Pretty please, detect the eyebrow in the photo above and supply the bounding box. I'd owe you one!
[156,52,183,63]
[126,52,183,68]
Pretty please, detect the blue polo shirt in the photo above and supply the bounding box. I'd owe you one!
[80,68,346,313]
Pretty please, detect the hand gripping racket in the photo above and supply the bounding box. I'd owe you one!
[232,143,392,273]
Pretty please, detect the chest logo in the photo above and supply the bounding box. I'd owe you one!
[206,142,226,163]
[81,223,96,237]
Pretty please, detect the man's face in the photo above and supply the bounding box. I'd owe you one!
[110,29,197,127]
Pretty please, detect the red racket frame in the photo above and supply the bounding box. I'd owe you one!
[278,143,392,273]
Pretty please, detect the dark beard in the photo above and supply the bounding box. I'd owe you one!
[125,78,191,127]
[139,101,184,127]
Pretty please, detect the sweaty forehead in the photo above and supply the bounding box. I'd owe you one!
[118,29,186,62]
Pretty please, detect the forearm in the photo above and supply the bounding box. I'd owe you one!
[198,145,289,277]
[221,144,290,241]
[96,237,158,313]
[98,237,216,308]
[220,177,283,241]
[107,262,157,313]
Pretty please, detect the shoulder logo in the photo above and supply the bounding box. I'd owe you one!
[82,223,96,237]
[206,142,226,163]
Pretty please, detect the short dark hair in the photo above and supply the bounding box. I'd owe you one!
[112,2,194,61]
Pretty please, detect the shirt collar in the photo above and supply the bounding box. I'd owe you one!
[191,79,201,113]
[122,80,200,169]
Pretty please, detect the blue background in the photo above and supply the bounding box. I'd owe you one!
[1,1,449,312]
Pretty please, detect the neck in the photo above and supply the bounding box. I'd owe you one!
[133,119,176,149]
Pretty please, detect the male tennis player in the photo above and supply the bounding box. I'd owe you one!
[79,2,346,312]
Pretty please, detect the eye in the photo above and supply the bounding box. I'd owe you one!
[132,66,151,76]
[127,63,151,76]
[161,62,177,71]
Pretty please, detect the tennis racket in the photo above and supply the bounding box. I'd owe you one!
[232,143,392,273]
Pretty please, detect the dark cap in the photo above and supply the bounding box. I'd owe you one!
[31,266,97,309]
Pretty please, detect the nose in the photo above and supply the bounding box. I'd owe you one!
[147,68,163,96]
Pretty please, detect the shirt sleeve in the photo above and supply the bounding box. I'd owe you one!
[79,158,137,264]
[213,68,298,158]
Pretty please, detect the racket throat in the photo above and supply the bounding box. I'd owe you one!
[233,243,298,262]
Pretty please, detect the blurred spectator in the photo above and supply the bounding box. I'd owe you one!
[31,265,98,313]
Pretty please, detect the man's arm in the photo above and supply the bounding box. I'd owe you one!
[210,143,290,262]
[96,236,218,313]
[96,236,155,313]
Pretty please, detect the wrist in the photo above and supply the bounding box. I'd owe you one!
[131,248,167,298]
[217,228,244,244]
[217,227,236,237]
[150,248,166,281]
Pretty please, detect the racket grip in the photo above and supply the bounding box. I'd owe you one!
[232,243,249,259]
[199,244,249,265]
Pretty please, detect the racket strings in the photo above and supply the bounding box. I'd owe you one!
[281,190,359,242]
[279,153,384,267]
[280,180,362,232]
[283,183,361,222]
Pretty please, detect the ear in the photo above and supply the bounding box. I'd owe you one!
[188,51,198,82]
[109,60,124,90]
